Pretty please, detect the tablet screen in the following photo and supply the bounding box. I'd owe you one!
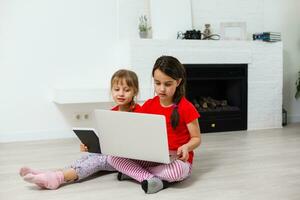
[72,128,101,153]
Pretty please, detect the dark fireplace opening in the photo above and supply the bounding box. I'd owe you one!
[185,64,248,133]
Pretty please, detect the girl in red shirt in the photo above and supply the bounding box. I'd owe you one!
[108,56,201,194]
[19,69,140,190]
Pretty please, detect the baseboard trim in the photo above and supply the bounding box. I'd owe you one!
[288,114,300,123]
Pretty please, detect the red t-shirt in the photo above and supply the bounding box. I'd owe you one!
[111,104,141,112]
[141,96,200,164]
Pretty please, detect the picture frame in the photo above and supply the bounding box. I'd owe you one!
[220,22,247,40]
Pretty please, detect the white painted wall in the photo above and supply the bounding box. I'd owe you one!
[279,0,300,123]
[0,0,299,142]
[0,0,119,142]
[264,0,300,123]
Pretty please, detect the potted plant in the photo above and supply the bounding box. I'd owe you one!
[296,70,300,99]
[138,15,151,38]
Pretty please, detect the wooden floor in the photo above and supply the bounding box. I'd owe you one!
[1,123,300,200]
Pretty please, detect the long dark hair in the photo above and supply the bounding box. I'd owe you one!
[152,56,186,129]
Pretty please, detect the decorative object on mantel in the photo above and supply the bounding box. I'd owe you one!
[203,24,211,38]
[176,28,220,40]
[220,22,247,40]
[253,32,281,42]
[295,70,300,99]
[177,29,201,40]
[202,24,220,40]
[138,15,151,39]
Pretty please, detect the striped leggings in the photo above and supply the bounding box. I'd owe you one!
[107,156,192,183]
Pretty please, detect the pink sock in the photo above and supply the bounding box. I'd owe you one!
[23,171,65,190]
[19,167,46,177]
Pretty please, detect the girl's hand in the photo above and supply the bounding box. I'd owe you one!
[80,143,88,152]
[177,145,189,162]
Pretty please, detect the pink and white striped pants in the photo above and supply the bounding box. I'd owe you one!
[107,156,192,183]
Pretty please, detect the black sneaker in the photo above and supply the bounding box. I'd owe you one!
[117,172,123,181]
[117,172,132,181]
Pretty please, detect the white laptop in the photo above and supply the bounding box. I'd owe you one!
[94,109,177,164]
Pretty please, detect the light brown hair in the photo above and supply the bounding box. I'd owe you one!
[110,69,139,110]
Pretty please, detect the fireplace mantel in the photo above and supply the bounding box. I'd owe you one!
[123,39,283,130]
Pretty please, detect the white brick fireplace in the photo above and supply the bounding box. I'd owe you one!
[120,39,283,130]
